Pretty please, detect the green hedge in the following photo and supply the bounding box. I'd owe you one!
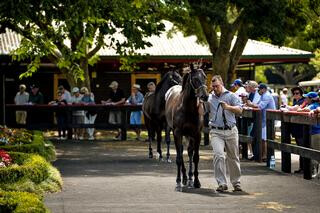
[0,131,56,161]
[0,191,49,213]
[0,152,62,194]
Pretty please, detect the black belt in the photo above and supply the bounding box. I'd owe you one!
[210,126,232,130]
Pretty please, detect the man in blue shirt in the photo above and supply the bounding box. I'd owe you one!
[126,84,144,140]
[298,91,320,178]
[208,75,243,192]
[247,83,276,161]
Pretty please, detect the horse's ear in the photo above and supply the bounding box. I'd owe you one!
[190,63,195,72]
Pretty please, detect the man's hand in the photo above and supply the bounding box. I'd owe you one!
[220,101,229,110]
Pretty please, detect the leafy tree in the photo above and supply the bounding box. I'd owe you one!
[265,64,317,85]
[163,0,306,84]
[0,0,165,90]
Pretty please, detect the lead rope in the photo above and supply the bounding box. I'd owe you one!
[214,102,228,129]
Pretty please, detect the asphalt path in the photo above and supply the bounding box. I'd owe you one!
[45,140,320,213]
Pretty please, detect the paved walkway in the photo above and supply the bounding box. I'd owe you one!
[45,140,320,213]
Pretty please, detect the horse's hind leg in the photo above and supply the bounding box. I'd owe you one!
[165,124,172,163]
[193,133,201,188]
[145,118,153,158]
[156,127,163,161]
[187,140,194,188]
[174,134,183,191]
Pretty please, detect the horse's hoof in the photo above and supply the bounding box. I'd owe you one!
[187,180,194,188]
[156,153,162,160]
[182,178,187,186]
[166,157,172,163]
[175,183,182,192]
[193,180,201,188]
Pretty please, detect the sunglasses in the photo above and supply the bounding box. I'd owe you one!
[293,92,301,95]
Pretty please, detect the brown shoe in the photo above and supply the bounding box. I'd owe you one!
[233,185,242,192]
[216,185,228,192]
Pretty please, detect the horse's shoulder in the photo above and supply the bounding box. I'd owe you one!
[165,85,182,101]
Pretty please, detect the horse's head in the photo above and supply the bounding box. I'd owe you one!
[167,70,182,87]
[189,68,209,102]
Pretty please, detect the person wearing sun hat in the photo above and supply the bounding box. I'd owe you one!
[231,79,246,103]
[298,91,320,178]
[126,84,144,141]
[284,86,307,174]
[70,87,85,140]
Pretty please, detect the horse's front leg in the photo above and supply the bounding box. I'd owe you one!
[165,124,172,163]
[193,133,201,188]
[187,139,194,188]
[181,142,187,186]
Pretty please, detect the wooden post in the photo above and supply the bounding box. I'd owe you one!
[303,124,312,180]
[254,110,262,162]
[240,117,248,159]
[281,121,291,173]
[67,106,73,139]
[266,119,275,167]
[120,108,127,141]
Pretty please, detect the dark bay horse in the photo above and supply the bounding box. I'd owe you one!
[142,70,182,162]
[165,67,208,190]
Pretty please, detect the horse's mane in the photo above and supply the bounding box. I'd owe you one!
[153,71,178,113]
[154,71,172,94]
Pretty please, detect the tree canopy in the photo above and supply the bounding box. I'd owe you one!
[163,0,306,84]
[0,0,165,89]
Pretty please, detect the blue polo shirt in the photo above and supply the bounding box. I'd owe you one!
[307,102,320,135]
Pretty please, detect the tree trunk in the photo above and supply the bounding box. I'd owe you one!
[60,62,91,91]
[81,58,91,91]
[212,51,231,85]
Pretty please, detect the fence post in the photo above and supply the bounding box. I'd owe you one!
[266,119,275,167]
[281,120,291,173]
[302,124,312,180]
[240,117,248,159]
[120,108,128,141]
[66,106,73,139]
[254,110,262,162]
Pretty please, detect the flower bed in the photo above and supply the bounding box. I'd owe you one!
[0,152,62,194]
[0,129,56,162]
[0,191,49,213]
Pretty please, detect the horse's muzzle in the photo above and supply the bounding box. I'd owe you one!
[200,93,209,102]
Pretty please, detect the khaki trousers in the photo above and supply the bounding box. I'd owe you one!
[210,126,241,186]
[16,111,27,124]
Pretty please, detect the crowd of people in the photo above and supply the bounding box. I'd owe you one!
[14,81,148,141]
[229,78,320,179]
